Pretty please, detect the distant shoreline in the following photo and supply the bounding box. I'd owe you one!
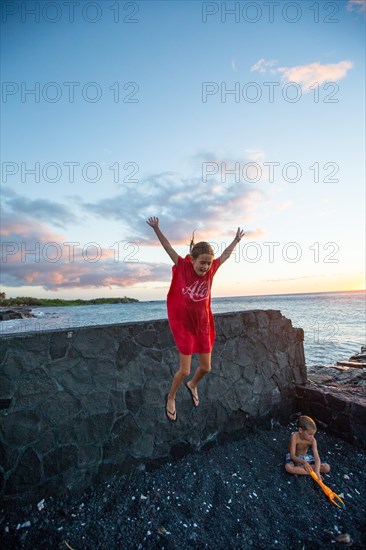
[0,297,139,308]
[0,289,363,309]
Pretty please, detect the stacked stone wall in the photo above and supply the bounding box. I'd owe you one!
[0,310,305,502]
[296,384,366,449]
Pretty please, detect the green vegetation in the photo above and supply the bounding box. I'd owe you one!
[0,293,139,307]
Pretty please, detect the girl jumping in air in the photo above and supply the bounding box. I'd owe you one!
[146,216,244,422]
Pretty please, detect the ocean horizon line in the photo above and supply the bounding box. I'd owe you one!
[144,288,365,303]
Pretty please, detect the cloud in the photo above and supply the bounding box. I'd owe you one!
[277,61,353,90]
[0,213,171,290]
[231,58,238,72]
[82,166,264,244]
[0,210,65,243]
[250,59,277,74]
[244,228,265,238]
[1,156,268,291]
[250,58,353,91]
[2,187,78,228]
[1,256,171,291]
[347,0,366,12]
[263,275,324,283]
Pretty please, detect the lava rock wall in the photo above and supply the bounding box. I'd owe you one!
[0,310,305,502]
[296,384,366,449]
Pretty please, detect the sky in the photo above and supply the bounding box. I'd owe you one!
[1,0,365,301]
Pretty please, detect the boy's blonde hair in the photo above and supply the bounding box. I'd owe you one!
[189,232,214,259]
[298,415,317,431]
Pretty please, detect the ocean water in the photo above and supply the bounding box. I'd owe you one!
[1,291,365,366]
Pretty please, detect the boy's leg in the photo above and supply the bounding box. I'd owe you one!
[285,462,309,475]
[186,352,212,406]
[167,353,192,419]
[285,460,330,475]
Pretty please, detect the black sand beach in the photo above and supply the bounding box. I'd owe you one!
[1,422,365,549]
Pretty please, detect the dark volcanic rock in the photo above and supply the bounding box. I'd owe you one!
[0,311,305,502]
[296,365,366,449]
[1,425,365,550]
[0,308,35,321]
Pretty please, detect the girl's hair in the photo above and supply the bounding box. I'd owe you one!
[298,415,317,431]
[189,231,214,259]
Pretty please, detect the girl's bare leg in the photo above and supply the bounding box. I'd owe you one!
[186,353,211,406]
[167,353,192,420]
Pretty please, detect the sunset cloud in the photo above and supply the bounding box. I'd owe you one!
[82,167,264,244]
[250,59,354,91]
[0,210,65,243]
[263,275,324,283]
[2,257,171,291]
[0,213,171,290]
[277,60,353,90]
[1,155,268,291]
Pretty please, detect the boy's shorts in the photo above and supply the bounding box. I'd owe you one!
[285,452,314,464]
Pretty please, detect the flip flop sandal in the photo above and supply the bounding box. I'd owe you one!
[165,394,177,422]
[185,382,199,407]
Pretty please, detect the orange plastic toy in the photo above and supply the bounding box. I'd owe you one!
[309,469,345,509]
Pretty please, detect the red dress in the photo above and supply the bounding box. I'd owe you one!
[167,255,221,355]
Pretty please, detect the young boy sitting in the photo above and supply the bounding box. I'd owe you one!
[285,415,330,479]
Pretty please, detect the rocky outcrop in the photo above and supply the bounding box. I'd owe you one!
[296,364,366,449]
[336,345,366,367]
[0,308,35,321]
[307,363,366,388]
[0,310,305,502]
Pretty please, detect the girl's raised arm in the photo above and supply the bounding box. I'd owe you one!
[146,216,179,265]
[219,227,245,265]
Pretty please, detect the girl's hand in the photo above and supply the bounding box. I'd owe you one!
[235,228,245,242]
[146,216,159,228]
